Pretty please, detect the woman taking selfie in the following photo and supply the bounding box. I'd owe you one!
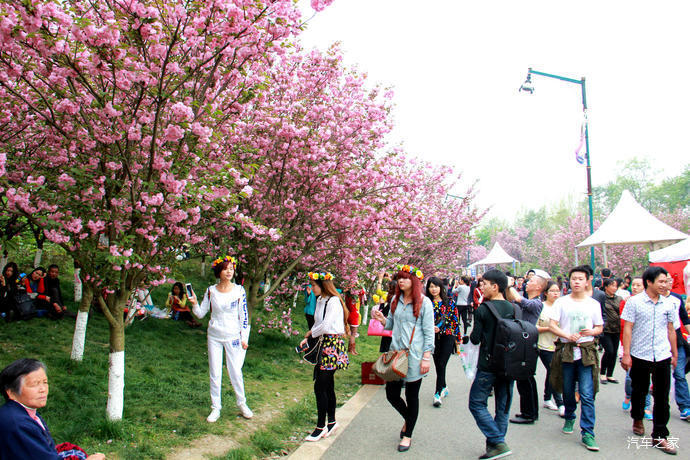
[372,265,434,452]
[299,272,350,442]
[189,255,253,422]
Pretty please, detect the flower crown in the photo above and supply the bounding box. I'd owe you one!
[211,255,237,269]
[308,272,334,281]
[397,264,424,280]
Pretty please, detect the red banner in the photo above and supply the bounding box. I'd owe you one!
[650,260,688,295]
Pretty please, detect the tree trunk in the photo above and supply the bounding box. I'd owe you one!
[0,247,7,268]
[106,349,125,421]
[245,276,262,312]
[200,255,206,277]
[101,291,127,421]
[73,267,82,303]
[70,284,93,361]
[106,316,125,421]
[33,248,43,267]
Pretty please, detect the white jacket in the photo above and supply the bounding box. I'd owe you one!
[193,284,250,343]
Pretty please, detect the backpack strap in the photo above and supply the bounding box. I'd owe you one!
[513,302,522,320]
[207,288,212,313]
[484,300,520,321]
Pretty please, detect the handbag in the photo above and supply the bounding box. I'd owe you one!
[303,336,323,365]
[372,323,417,382]
[14,291,36,320]
[367,318,392,337]
[301,296,331,365]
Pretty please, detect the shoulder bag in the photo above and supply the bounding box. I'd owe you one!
[372,313,418,382]
[303,296,331,365]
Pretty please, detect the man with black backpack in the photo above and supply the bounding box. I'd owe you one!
[468,269,537,460]
[547,265,604,452]
[506,272,548,424]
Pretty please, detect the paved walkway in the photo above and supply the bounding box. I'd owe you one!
[293,352,689,459]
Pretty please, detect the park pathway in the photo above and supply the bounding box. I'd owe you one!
[292,349,688,459]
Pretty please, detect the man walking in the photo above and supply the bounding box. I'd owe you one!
[507,272,548,423]
[621,266,678,455]
[548,265,603,451]
[468,269,515,459]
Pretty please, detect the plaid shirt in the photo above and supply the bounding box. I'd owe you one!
[621,291,678,362]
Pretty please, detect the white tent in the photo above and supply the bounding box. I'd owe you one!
[576,190,688,267]
[649,238,690,263]
[470,242,518,268]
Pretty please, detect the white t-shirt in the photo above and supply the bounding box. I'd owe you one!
[547,294,604,360]
[616,288,631,300]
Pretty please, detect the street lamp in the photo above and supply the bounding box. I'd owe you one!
[519,67,595,271]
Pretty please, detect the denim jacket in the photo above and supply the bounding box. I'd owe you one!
[385,295,435,382]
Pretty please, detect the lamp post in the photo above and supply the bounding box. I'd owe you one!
[519,67,595,270]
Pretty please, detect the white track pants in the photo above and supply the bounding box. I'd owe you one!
[208,336,247,410]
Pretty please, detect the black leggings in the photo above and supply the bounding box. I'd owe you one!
[433,334,455,393]
[314,368,336,427]
[599,332,619,378]
[386,378,422,437]
[458,307,472,334]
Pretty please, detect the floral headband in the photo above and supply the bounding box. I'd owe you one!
[397,264,424,280]
[211,255,237,269]
[308,272,334,281]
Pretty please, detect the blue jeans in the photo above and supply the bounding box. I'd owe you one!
[538,349,563,406]
[625,370,652,409]
[562,360,595,436]
[674,345,690,411]
[469,370,513,445]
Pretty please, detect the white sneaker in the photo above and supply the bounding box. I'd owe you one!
[239,403,253,419]
[558,405,565,417]
[433,393,442,407]
[543,399,559,411]
[206,408,221,423]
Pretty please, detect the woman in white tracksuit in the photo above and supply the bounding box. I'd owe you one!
[189,255,253,423]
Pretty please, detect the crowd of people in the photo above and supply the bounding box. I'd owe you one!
[1,253,688,459]
[0,262,70,322]
[360,263,687,458]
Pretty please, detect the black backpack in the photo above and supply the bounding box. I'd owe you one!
[485,301,539,380]
[14,291,36,320]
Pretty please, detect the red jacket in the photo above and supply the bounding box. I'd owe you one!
[23,277,49,302]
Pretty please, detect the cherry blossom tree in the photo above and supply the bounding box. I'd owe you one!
[218,45,396,309]
[0,0,310,420]
[528,213,649,277]
[468,244,488,265]
[205,45,483,332]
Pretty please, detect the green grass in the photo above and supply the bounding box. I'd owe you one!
[0,258,383,459]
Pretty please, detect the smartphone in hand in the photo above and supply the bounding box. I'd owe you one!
[295,342,309,353]
[185,283,194,298]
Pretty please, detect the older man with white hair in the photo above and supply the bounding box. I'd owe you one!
[506,270,550,424]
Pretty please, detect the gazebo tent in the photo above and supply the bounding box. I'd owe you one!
[576,190,689,267]
[649,238,690,294]
[470,242,518,268]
